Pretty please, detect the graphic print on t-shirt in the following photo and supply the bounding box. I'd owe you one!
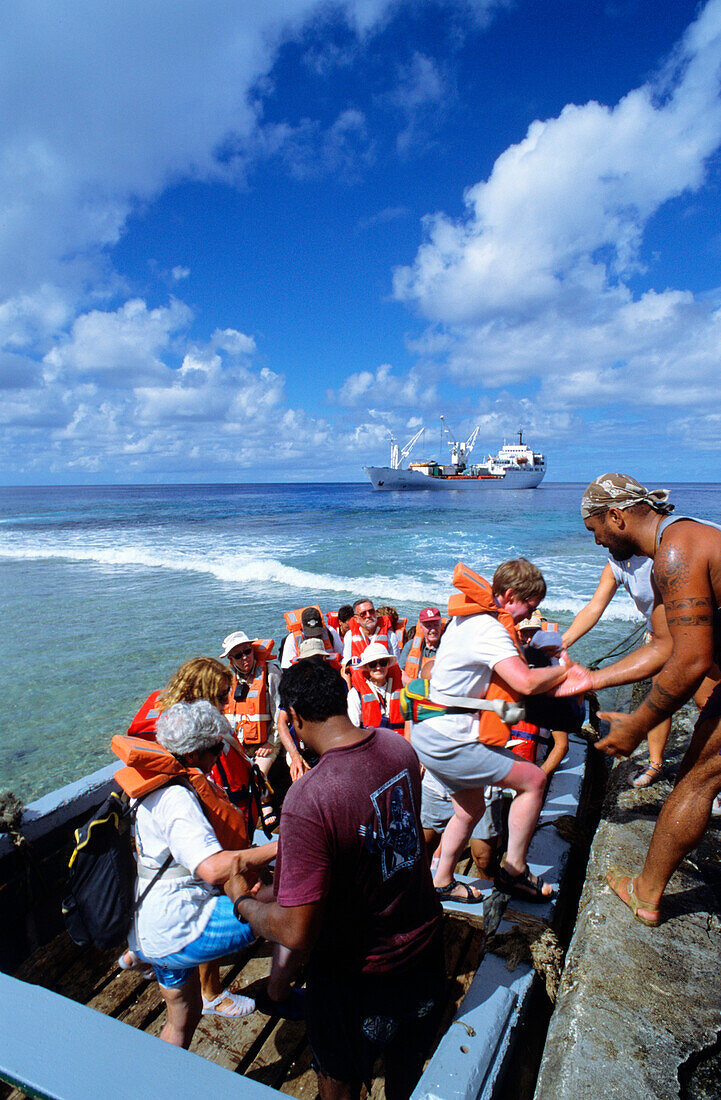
[360,768,420,882]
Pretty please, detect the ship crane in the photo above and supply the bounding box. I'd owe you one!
[389,426,425,469]
[440,417,480,469]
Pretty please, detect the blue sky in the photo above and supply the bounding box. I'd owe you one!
[1,0,720,484]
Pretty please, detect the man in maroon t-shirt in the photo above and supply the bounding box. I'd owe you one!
[226,659,443,1100]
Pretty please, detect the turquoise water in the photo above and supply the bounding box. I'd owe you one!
[1,481,719,802]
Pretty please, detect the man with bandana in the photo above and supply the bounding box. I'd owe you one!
[560,473,721,926]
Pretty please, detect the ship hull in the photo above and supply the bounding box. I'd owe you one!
[364,466,545,490]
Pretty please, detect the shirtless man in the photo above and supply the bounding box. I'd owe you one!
[571,473,721,925]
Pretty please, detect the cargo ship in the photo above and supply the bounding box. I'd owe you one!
[364,426,546,491]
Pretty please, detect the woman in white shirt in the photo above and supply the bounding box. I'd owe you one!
[121,701,275,1047]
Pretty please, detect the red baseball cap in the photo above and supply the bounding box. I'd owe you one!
[419,607,442,624]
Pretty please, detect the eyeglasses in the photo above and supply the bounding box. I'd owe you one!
[357,607,375,617]
[366,660,390,670]
[232,647,254,658]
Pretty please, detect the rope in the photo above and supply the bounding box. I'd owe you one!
[0,790,26,848]
[587,621,647,670]
[486,911,565,1002]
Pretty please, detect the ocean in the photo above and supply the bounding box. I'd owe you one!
[1,481,720,803]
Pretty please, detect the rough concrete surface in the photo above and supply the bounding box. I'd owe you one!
[534,703,721,1100]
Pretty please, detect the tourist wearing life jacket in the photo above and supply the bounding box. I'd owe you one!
[220,630,299,829]
[401,607,447,684]
[409,559,584,905]
[280,606,343,669]
[325,603,355,641]
[114,700,277,1046]
[127,656,264,828]
[377,604,408,649]
[347,642,405,733]
[342,597,401,669]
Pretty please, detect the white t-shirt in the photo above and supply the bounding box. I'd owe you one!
[342,624,401,664]
[128,784,223,960]
[423,613,518,744]
[607,554,654,628]
[281,626,343,669]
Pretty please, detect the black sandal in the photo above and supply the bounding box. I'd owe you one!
[494,862,553,902]
[435,878,484,904]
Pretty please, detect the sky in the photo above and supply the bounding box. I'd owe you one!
[1,0,721,485]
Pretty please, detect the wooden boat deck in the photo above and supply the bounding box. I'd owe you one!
[0,851,486,1100]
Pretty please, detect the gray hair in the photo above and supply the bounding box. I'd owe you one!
[155,700,233,757]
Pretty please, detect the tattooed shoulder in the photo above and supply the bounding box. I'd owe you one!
[654,545,691,592]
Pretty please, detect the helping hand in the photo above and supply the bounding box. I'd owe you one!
[290,754,311,782]
[549,662,595,697]
[223,853,259,901]
[596,711,646,758]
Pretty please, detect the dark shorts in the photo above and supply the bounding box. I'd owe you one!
[305,933,445,1089]
[696,680,721,728]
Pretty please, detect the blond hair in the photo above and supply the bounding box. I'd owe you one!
[492,558,546,603]
[160,657,232,713]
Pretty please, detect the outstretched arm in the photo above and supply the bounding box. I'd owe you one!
[587,598,673,690]
[562,563,619,648]
[598,527,716,756]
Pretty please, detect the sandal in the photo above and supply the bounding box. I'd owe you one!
[260,803,278,830]
[435,878,484,904]
[201,991,255,1017]
[607,868,661,927]
[632,760,662,788]
[117,950,154,980]
[494,859,554,902]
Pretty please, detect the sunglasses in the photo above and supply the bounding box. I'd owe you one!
[366,660,390,670]
[232,647,254,658]
[357,608,375,617]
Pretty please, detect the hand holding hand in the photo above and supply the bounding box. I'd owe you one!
[549,662,595,697]
[290,754,311,782]
[223,853,259,901]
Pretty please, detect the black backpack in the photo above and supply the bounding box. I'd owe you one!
[62,785,171,951]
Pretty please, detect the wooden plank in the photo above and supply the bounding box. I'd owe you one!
[242,1019,308,1091]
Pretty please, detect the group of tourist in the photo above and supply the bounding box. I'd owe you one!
[111,471,721,1100]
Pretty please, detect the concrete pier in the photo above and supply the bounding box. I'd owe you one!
[535,701,721,1100]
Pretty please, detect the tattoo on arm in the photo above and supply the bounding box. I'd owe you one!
[654,547,691,594]
[644,682,677,720]
[664,596,713,630]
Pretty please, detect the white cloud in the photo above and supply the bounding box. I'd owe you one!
[385,53,450,154]
[391,0,721,440]
[43,299,192,384]
[330,362,438,407]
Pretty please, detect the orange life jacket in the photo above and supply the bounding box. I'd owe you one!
[350,664,404,733]
[127,690,164,739]
[325,611,339,631]
[111,734,251,850]
[508,720,544,763]
[223,640,275,747]
[446,563,522,747]
[395,618,407,648]
[347,615,395,667]
[404,619,447,680]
